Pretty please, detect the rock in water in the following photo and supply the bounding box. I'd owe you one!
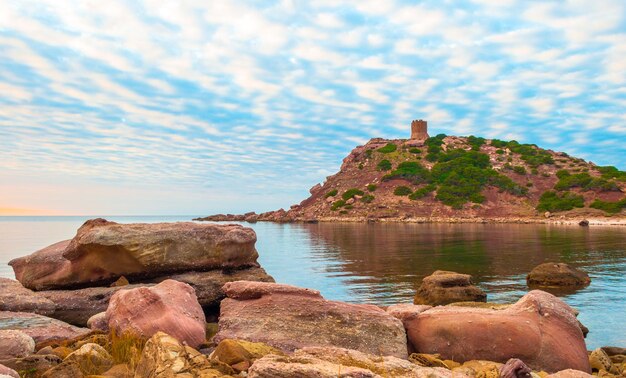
[413,271,486,306]
[0,330,35,359]
[527,263,590,288]
[402,290,590,373]
[214,281,408,359]
[0,278,56,316]
[10,218,260,290]
[105,279,206,348]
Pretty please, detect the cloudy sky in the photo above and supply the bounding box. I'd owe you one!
[1,0,625,215]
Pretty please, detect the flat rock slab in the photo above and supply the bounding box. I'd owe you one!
[0,278,55,316]
[10,218,261,290]
[0,311,90,344]
[215,281,408,359]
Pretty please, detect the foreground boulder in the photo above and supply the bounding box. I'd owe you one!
[105,279,206,348]
[0,278,55,316]
[527,263,591,288]
[215,281,408,358]
[0,330,35,359]
[10,218,260,290]
[0,311,89,344]
[212,339,284,373]
[247,347,461,378]
[37,267,273,326]
[413,271,486,306]
[401,290,590,373]
[0,364,18,378]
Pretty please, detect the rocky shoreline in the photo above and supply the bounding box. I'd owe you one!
[0,219,623,377]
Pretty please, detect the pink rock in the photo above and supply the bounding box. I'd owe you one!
[87,312,108,332]
[0,364,19,378]
[403,290,590,373]
[0,330,35,359]
[0,278,56,316]
[0,311,89,344]
[547,369,594,378]
[105,279,206,348]
[215,281,408,358]
[10,219,260,290]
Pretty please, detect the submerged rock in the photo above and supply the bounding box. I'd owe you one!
[527,263,591,288]
[403,290,590,373]
[247,346,462,378]
[10,218,260,290]
[106,279,206,348]
[413,271,486,306]
[215,281,408,358]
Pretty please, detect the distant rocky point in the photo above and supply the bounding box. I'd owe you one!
[196,120,626,224]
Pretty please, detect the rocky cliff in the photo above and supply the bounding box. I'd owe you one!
[198,134,626,223]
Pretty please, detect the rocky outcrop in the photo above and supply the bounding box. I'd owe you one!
[134,332,235,378]
[402,290,590,373]
[105,280,206,348]
[215,281,408,358]
[10,219,260,290]
[0,278,55,316]
[37,267,273,326]
[247,346,461,378]
[413,271,486,306]
[0,364,19,378]
[527,263,591,288]
[0,311,89,344]
[0,330,35,359]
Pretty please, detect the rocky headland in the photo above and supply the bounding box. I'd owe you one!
[0,220,623,377]
[196,123,626,225]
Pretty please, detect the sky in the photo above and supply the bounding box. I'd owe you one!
[1,0,625,215]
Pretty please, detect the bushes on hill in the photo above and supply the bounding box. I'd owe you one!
[342,188,364,201]
[536,191,584,212]
[331,200,346,211]
[367,184,377,192]
[554,171,619,192]
[409,148,421,154]
[383,161,430,184]
[590,198,626,214]
[361,194,375,203]
[377,159,392,171]
[325,189,338,198]
[409,184,436,200]
[597,166,626,182]
[394,186,412,196]
[467,135,486,151]
[377,143,397,153]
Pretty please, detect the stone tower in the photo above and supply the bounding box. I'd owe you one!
[410,119,429,140]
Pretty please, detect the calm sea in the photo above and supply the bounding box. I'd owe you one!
[1,216,625,349]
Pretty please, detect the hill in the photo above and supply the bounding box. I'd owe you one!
[198,129,626,224]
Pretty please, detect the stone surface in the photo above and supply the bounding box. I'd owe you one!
[527,263,591,288]
[589,348,612,372]
[10,218,260,290]
[0,311,89,344]
[87,312,108,332]
[211,339,284,372]
[410,119,429,140]
[404,290,590,373]
[0,330,35,359]
[40,360,84,378]
[0,278,55,316]
[215,281,408,358]
[247,346,462,378]
[500,358,533,378]
[413,271,486,306]
[39,267,274,326]
[546,369,593,378]
[64,343,113,375]
[0,364,18,378]
[134,332,234,378]
[453,360,502,378]
[106,279,206,348]
[0,354,61,376]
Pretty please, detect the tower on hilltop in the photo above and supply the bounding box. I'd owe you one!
[410,119,429,140]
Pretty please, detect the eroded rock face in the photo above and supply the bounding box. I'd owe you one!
[403,290,590,373]
[0,311,89,344]
[413,271,486,306]
[105,280,206,348]
[0,330,35,360]
[215,281,408,359]
[0,278,55,316]
[10,219,260,290]
[247,346,462,378]
[37,267,274,326]
[527,263,591,288]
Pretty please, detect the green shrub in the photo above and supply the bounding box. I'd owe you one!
[531,168,538,175]
[490,139,508,148]
[597,166,626,181]
[425,153,439,162]
[344,204,354,210]
[394,186,413,196]
[424,134,446,160]
[361,194,375,203]
[467,135,486,151]
[409,184,436,200]
[358,163,364,170]
[365,149,373,158]
[339,210,348,214]
[526,182,533,187]
[331,200,346,211]
[496,149,505,155]
[556,169,570,179]
[383,161,430,184]
[377,159,392,171]
[590,198,626,214]
[536,191,584,212]
[409,148,422,154]
[554,172,618,191]
[367,184,377,192]
[325,189,338,198]
[512,165,527,175]
[377,143,397,153]
[342,188,364,201]
[506,142,554,167]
